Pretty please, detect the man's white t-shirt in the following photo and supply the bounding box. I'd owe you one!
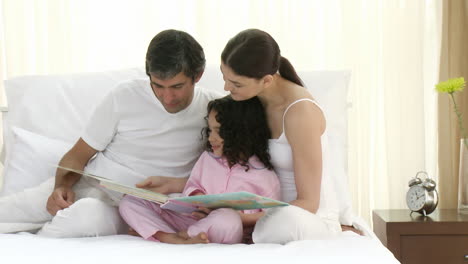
[81,78,221,187]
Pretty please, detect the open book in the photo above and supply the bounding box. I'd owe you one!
[57,166,288,214]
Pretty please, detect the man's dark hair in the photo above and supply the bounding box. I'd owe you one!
[203,95,274,171]
[146,29,205,80]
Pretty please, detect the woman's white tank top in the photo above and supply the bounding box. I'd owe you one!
[268,99,340,226]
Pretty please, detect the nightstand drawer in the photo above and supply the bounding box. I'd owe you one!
[401,235,468,264]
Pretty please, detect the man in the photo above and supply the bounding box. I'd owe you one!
[1,29,221,237]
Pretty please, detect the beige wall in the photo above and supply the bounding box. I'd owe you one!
[438,0,468,209]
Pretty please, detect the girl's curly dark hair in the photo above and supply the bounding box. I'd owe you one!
[203,95,274,171]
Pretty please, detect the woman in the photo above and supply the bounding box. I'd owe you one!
[220,29,346,244]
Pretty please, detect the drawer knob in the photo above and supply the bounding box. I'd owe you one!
[465,254,468,260]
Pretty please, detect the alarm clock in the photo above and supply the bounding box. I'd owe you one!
[406,171,438,216]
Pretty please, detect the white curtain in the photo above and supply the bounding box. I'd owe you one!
[0,0,442,225]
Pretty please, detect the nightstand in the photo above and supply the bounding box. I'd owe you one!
[373,209,468,264]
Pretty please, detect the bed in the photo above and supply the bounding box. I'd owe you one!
[0,66,400,264]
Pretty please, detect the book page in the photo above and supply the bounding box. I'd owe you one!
[167,191,288,211]
[56,165,110,181]
[99,181,168,204]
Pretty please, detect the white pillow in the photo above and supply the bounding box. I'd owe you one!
[0,127,72,197]
[1,66,353,225]
[301,71,353,225]
[1,68,147,165]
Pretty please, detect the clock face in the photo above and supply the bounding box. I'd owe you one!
[406,186,427,211]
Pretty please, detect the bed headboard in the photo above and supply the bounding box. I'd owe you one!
[0,65,353,224]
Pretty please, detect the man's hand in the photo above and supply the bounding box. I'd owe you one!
[46,186,75,216]
[136,176,187,194]
[47,137,97,216]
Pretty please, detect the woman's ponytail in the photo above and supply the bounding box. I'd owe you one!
[279,56,303,87]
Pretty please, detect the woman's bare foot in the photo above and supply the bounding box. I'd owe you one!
[341,225,364,236]
[154,231,210,244]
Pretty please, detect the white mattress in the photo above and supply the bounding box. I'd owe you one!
[1,231,399,264]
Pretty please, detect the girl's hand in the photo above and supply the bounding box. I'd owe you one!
[191,207,212,220]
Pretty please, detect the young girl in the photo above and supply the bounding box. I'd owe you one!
[119,95,280,244]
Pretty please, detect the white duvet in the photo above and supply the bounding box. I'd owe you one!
[1,231,399,264]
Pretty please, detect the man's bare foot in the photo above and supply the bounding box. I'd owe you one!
[154,231,210,244]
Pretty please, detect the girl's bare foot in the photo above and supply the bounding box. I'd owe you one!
[184,232,210,244]
[128,227,140,237]
[154,231,210,244]
[176,231,190,239]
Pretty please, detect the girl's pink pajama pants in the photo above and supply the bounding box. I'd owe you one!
[119,195,243,244]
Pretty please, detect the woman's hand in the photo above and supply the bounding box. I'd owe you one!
[136,176,188,194]
[239,211,265,227]
[191,207,212,220]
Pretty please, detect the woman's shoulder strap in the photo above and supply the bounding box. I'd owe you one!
[282,98,323,120]
[281,98,323,136]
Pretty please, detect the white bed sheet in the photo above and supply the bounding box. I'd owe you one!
[0,231,399,264]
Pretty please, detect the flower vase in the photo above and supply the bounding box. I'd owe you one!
[458,139,468,213]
